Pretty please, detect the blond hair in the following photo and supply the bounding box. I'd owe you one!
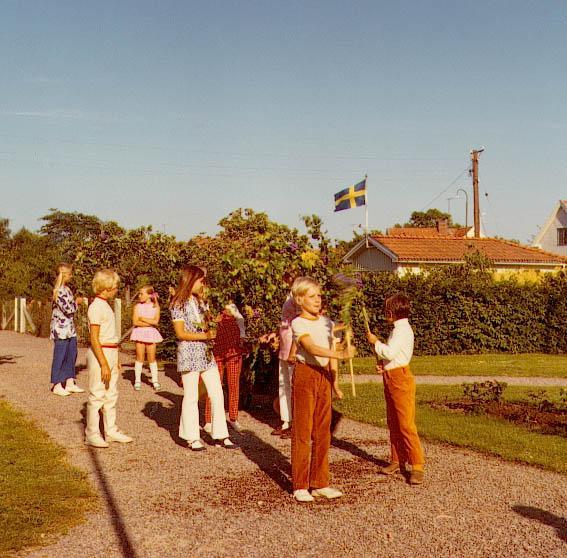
[291,276,320,306]
[52,263,73,302]
[92,269,120,295]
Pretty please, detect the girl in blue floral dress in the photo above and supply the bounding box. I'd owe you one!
[170,265,237,451]
[50,263,85,396]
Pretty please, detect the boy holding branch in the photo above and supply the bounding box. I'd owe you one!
[290,277,354,503]
[366,293,424,485]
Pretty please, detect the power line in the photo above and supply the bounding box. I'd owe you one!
[420,167,469,211]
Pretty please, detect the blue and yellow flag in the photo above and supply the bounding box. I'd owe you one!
[334,179,366,212]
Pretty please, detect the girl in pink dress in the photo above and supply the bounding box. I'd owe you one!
[130,285,163,390]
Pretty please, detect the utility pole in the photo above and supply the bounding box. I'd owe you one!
[470,147,484,238]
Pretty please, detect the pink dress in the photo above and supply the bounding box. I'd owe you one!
[130,302,163,343]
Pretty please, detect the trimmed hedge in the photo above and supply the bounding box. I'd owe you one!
[351,268,566,355]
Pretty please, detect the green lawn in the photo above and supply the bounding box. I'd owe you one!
[0,400,97,554]
[334,383,567,474]
[343,353,567,377]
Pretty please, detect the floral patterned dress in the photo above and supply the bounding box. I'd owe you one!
[170,297,215,373]
[50,286,77,340]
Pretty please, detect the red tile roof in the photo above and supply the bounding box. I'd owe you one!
[371,236,567,265]
[386,226,471,238]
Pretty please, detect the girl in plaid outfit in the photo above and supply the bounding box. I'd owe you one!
[204,302,246,432]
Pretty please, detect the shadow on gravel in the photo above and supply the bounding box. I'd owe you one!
[0,354,21,366]
[512,505,567,542]
[77,407,139,557]
[142,391,186,447]
[231,428,292,493]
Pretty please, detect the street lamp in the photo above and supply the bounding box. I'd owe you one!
[456,188,469,228]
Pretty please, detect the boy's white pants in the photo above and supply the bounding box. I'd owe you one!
[85,348,120,439]
[179,364,229,442]
[278,359,294,423]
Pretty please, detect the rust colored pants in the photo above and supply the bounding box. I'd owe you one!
[205,355,242,423]
[383,366,424,466]
[291,361,332,491]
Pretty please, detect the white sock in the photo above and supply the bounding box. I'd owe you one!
[134,361,143,384]
[282,421,289,430]
[149,362,159,384]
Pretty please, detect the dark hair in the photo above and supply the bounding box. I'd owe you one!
[384,293,410,320]
[169,265,206,308]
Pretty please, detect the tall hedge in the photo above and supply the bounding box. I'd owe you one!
[352,268,566,355]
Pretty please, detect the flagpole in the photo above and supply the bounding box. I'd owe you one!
[364,174,369,248]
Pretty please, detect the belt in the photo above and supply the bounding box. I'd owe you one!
[101,344,119,349]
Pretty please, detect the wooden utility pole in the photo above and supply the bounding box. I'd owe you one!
[470,147,484,238]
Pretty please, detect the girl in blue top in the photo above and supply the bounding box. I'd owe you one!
[170,265,237,451]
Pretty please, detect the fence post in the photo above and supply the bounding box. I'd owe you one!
[114,298,122,341]
[14,298,18,332]
[19,298,26,333]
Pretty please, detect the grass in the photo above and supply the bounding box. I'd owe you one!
[343,353,567,377]
[0,400,97,555]
[334,383,567,474]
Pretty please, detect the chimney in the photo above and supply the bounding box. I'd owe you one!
[436,219,449,236]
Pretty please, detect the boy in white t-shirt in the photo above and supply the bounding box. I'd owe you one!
[290,277,355,503]
[85,269,132,448]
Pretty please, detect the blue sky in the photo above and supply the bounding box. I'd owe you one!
[1,1,565,243]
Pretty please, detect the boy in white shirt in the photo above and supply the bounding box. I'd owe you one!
[85,269,132,448]
[290,277,355,503]
[366,293,424,484]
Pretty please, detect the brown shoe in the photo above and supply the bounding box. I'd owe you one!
[280,428,292,439]
[380,462,400,475]
[408,470,424,485]
[271,427,285,436]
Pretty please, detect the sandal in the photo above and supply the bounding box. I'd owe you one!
[190,440,206,452]
[217,438,239,450]
[134,382,142,391]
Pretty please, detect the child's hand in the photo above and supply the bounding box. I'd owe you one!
[375,361,385,374]
[340,345,356,360]
[101,363,111,389]
[333,382,344,400]
[366,331,378,345]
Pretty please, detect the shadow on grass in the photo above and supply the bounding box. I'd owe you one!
[512,505,567,542]
[79,403,138,558]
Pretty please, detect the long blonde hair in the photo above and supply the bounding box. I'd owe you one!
[52,263,72,302]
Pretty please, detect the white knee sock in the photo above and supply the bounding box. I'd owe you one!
[134,361,143,384]
[149,361,159,384]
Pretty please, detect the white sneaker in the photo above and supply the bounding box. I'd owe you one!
[85,435,109,448]
[311,486,343,499]
[293,489,314,503]
[106,431,133,443]
[52,384,70,396]
[203,423,212,434]
[66,384,85,393]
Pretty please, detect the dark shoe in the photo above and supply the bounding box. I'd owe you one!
[408,470,424,485]
[379,462,400,475]
[280,429,292,439]
[271,427,285,436]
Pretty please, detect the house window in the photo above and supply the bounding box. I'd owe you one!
[558,228,567,246]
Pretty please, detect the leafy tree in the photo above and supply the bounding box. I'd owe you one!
[394,208,454,228]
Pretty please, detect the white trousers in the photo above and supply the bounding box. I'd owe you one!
[278,359,294,423]
[179,364,229,442]
[85,348,120,439]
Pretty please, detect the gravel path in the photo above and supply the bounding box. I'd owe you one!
[1,331,566,558]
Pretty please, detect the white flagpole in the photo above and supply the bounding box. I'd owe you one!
[364,174,369,248]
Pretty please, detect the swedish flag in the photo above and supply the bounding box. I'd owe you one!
[334,180,366,212]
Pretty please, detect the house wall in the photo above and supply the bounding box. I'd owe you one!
[397,263,564,275]
[536,205,567,256]
[350,247,397,272]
